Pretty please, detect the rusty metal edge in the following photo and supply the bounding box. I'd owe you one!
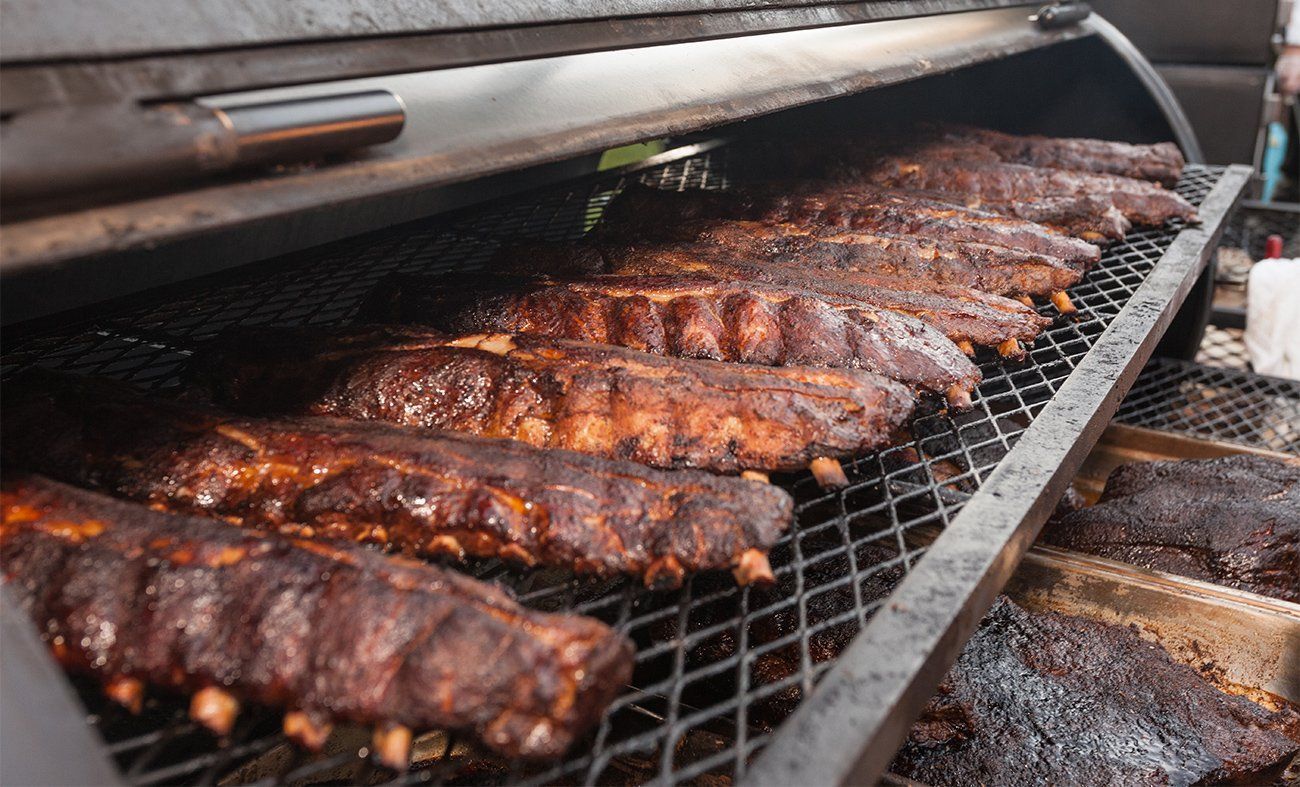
[744,164,1252,787]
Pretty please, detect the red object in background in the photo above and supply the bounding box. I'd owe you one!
[1264,234,1284,259]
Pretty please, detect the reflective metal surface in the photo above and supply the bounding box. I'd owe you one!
[0,7,1088,275]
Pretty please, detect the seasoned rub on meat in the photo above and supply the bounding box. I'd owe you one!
[1,474,634,764]
[3,371,794,587]
[601,183,1101,267]
[180,325,916,477]
[892,597,1300,786]
[858,157,1198,229]
[358,274,981,408]
[1041,455,1299,603]
[929,125,1187,187]
[579,246,1050,357]
[597,221,1083,298]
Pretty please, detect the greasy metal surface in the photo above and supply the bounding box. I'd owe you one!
[2,92,405,205]
[1008,549,1300,706]
[0,153,1239,786]
[1117,357,1300,455]
[747,164,1250,787]
[0,0,1037,62]
[0,8,1088,275]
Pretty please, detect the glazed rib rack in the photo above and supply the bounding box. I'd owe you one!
[0,144,1232,786]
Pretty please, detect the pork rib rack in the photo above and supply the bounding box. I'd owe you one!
[1,474,634,766]
[601,182,1101,267]
[3,370,793,587]
[930,125,1186,187]
[358,275,981,408]
[551,245,1049,358]
[183,324,917,481]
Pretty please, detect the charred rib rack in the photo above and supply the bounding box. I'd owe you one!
[3,371,792,587]
[857,158,1198,232]
[1041,455,1300,603]
[601,182,1102,266]
[183,324,916,478]
[0,474,635,764]
[594,218,1083,298]
[929,125,1187,187]
[358,275,981,407]
[586,248,1050,356]
[891,597,1300,785]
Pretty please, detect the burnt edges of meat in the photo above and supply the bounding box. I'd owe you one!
[1,475,634,764]
[3,370,792,588]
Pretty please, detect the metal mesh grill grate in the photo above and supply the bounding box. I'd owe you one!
[1195,325,1249,371]
[1117,356,1300,456]
[1219,201,1300,270]
[0,151,1229,786]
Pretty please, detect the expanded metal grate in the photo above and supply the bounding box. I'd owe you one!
[1220,201,1300,272]
[1117,356,1300,456]
[1195,325,1249,371]
[0,151,1229,786]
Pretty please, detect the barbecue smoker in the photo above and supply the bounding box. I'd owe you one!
[0,3,1262,786]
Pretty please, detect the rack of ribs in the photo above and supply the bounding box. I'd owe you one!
[1040,455,1299,603]
[928,125,1187,187]
[601,183,1102,267]
[602,220,1083,304]
[182,325,918,487]
[358,275,981,408]
[3,371,794,587]
[858,157,1198,231]
[574,246,1051,357]
[890,597,1300,785]
[1,474,634,766]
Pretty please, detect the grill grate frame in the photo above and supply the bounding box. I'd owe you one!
[0,150,1230,786]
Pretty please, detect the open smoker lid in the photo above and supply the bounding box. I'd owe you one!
[0,2,1197,325]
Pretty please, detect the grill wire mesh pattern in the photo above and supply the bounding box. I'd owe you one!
[1220,202,1300,266]
[0,151,1227,786]
[1117,357,1300,456]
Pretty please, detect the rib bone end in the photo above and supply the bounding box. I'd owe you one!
[945,385,975,411]
[284,711,333,751]
[997,339,1025,359]
[733,549,775,586]
[191,687,239,736]
[1051,290,1078,314]
[106,676,144,714]
[810,457,849,489]
[373,722,413,770]
[644,554,686,590]
[1015,295,1035,308]
[955,340,975,356]
[740,470,771,484]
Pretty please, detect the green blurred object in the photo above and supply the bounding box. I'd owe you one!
[585,140,667,232]
[598,140,667,170]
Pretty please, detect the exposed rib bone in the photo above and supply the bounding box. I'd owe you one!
[733,548,776,585]
[373,722,413,770]
[1051,290,1078,314]
[105,676,144,714]
[284,711,333,751]
[810,457,850,489]
[191,687,239,735]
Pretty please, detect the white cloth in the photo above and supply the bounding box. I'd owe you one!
[1289,0,1300,45]
[1245,256,1300,379]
